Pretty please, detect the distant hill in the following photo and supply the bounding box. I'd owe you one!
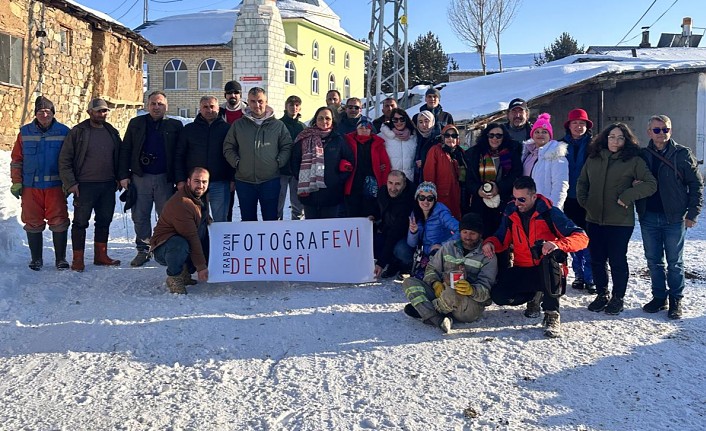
[448,52,539,72]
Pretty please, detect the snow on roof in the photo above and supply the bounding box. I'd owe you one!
[418,49,706,123]
[449,52,539,72]
[135,0,354,48]
[66,0,122,26]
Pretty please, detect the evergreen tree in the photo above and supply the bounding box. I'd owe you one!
[534,32,584,66]
[408,32,451,85]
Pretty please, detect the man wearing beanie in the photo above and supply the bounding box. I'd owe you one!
[219,80,246,124]
[278,95,306,220]
[412,87,454,130]
[402,212,497,333]
[11,96,71,271]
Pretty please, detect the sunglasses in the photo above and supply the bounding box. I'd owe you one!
[346,105,361,110]
[225,91,240,95]
[651,127,670,134]
[417,195,436,202]
[391,117,405,123]
[512,196,528,203]
[443,133,459,139]
[488,133,504,139]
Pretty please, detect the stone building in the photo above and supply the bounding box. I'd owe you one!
[136,0,368,121]
[0,0,155,149]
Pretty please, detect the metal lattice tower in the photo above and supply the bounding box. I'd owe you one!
[366,0,409,118]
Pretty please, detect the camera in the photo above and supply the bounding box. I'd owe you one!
[140,151,156,166]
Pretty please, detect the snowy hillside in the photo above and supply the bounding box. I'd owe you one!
[1,150,705,430]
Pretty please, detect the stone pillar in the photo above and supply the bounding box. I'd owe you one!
[232,0,286,112]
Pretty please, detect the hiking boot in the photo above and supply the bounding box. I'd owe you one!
[29,258,43,271]
[179,266,198,286]
[524,291,542,318]
[71,250,85,272]
[584,282,597,294]
[404,303,422,318]
[543,311,561,338]
[668,296,683,320]
[571,278,585,290]
[130,250,150,267]
[93,242,120,266]
[588,293,611,312]
[604,297,624,315]
[166,275,187,294]
[55,258,70,270]
[642,297,668,313]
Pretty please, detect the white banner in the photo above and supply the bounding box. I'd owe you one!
[208,218,375,283]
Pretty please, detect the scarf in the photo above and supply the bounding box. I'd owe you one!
[480,147,512,182]
[297,127,329,195]
[393,126,411,141]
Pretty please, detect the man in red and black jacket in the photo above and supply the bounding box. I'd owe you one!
[482,176,588,338]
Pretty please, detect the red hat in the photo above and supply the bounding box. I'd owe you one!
[564,108,593,130]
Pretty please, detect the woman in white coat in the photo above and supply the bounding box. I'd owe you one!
[379,108,418,181]
[521,113,569,209]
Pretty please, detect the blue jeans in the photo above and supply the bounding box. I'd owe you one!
[131,173,173,251]
[206,181,231,222]
[393,239,415,266]
[153,235,193,277]
[640,211,686,299]
[571,248,593,283]
[235,178,280,221]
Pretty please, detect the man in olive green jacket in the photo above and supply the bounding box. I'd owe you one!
[222,87,293,221]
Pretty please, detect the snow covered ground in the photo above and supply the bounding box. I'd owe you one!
[1,149,705,430]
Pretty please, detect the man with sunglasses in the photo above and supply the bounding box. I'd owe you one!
[482,176,588,338]
[59,98,123,271]
[637,115,703,319]
[337,97,363,136]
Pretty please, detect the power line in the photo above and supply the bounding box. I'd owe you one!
[108,0,130,15]
[645,0,680,29]
[616,0,658,45]
[117,0,141,21]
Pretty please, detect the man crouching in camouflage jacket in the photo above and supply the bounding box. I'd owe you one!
[402,213,497,333]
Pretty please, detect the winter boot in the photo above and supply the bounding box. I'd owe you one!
[27,232,43,271]
[571,278,585,290]
[524,291,542,318]
[584,282,597,294]
[179,265,197,286]
[543,311,561,338]
[425,315,452,333]
[403,303,422,319]
[71,250,85,272]
[668,296,683,320]
[166,275,187,294]
[588,293,610,312]
[604,296,624,315]
[643,297,668,313]
[93,242,121,266]
[130,250,150,267]
[52,231,69,270]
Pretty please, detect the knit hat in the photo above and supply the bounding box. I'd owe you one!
[87,98,109,111]
[224,80,242,94]
[530,113,553,140]
[564,108,593,129]
[425,87,441,98]
[459,213,483,233]
[417,110,435,126]
[356,116,373,130]
[34,96,55,114]
[415,181,437,199]
[441,124,459,136]
[508,98,527,110]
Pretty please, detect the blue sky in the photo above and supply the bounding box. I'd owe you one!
[79,0,706,54]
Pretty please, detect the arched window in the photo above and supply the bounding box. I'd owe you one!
[311,70,319,94]
[198,58,223,90]
[344,52,350,69]
[164,59,187,90]
[344,77,350,99]
[328,73,336,91]
[329,47,336,64]
[285,61,296,84]
[312,40,319,60]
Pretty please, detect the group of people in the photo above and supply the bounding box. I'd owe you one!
[10,86,704,338]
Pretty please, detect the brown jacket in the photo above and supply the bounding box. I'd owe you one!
[150,187,211,271]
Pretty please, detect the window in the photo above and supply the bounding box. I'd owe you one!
[0,32,23,86]
[59,27,72,55]
[312,40,319,59]
[329,47,335,64]
[344,78,350,99]
[311,70,319,94]
[328,73,335,91]
[142,62,149,92]
[164,59,188,90]
[198,58,223,90]
[285,60,296,84]
[344,52,350,69]
[177,108,190,118]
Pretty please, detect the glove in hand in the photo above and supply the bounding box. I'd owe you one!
[10,183,22,199]
[454,279,474,296]
[432,281,445,298]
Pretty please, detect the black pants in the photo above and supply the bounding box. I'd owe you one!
[71,181,117,250]
[586,222,634,298]
[491,265,560,312]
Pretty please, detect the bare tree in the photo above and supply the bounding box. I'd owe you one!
[488,0,521,72]
[447,0,494,75]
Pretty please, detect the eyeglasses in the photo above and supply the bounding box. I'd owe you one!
[391,117,405,123]
[443,133,459,139]
[346,105,361,110]
[651,127,670,134]
[607,135,625,141]
[488,133,504,139]
[512,196,527,203]
[417,195,436,202]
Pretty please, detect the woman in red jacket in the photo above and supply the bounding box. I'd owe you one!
[344,117,391,218]
[423,124,465,220]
